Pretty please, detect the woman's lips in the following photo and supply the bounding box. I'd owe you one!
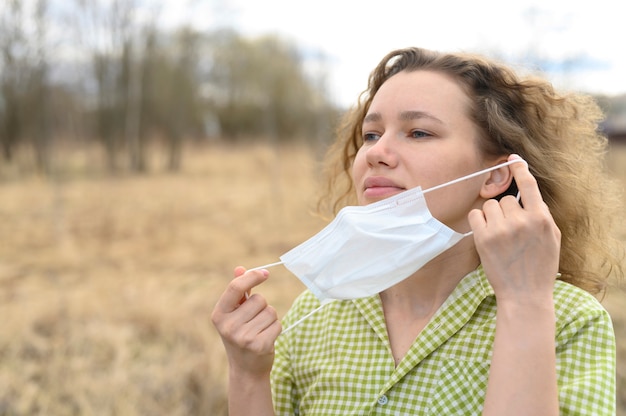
[363,186,405,199]
[363,177,405,199]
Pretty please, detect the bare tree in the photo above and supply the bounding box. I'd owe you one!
[0,0,29,162]
[0,0,51,173]
[29,0,52,174]
[72,0,139,172]
[164,27,203,171]
[136,26,204,171]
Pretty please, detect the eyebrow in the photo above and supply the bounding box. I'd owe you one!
[363,110,444,124]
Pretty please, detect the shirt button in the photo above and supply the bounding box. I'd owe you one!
[377,394,389,405]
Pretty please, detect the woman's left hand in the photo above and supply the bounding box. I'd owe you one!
[468,155,561,303]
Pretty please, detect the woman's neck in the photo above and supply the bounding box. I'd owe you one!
[379,238,480,318]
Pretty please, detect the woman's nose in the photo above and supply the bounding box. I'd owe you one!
[365,133,398,168]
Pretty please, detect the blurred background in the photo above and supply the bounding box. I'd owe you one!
[1,0,625,414]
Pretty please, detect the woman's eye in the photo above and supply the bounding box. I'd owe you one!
[410,130,430,139]
[363,132,380,142]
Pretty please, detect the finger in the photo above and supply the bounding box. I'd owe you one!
[262,319,283,344]
[215,269,269,313]
[468,207,486,231]
[234,266,246,278]
[481,198,507,221]
[246,304,281,334]
[469,198,505,231]
[234,266,249,303]
[507,154,544,210]
[235,294,273,326]
[259,316,283,347]
[242,317,283,354]
[498,194,524,215]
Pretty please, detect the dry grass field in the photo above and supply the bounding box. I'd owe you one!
[0,143,625,415]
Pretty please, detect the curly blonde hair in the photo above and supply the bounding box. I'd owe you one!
[318,47,624,295]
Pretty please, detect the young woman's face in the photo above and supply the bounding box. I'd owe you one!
[352,70,489,232]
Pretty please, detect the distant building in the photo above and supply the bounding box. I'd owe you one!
[597,94,626,144]
[602,117,626,144]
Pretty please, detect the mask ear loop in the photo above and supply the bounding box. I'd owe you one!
[422,158,527,196]
[248,261,283,271]
[424,158,526,239]
[243,262,284,300]
[280,301,334,335]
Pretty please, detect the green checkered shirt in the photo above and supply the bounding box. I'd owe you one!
[271,267,616,415]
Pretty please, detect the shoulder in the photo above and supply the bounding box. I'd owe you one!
[281,290,326,331]
[552,280,615,346]
[284,290,321,320]
[553,280,609,317]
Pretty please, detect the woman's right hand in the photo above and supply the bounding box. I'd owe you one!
[211,266,282,379]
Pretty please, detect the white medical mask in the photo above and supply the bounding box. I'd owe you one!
[252,159,525,332]
[279,186,469,302]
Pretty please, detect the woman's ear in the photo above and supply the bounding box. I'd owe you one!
[480,161,514,199]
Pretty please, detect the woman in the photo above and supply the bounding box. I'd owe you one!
[211,47,623,415]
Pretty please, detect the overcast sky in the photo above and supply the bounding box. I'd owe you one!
[156,0,623,106]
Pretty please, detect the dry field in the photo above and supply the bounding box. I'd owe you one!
[0,143,625,415]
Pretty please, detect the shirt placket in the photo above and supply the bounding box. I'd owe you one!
[352,269,492,411]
